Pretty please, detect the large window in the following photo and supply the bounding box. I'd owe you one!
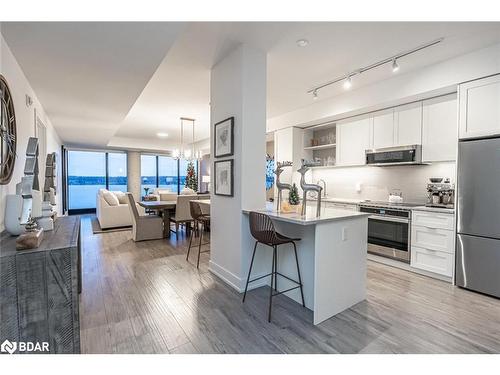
[108,152,127,191]
[141,154,197,195]
[140,154,157,194]
[68,151,106,210]
[67,150,127,213]
[159,156,178,192]
[179,159,189,188]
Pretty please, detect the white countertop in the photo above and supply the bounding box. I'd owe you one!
[242,203,370,226]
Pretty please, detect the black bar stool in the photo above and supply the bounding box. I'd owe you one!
[243,211,305,322]
[186,201,210,268]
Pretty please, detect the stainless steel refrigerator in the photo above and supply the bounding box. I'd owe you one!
[456,136,500,298]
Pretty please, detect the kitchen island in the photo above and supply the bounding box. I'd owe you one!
[242,204,369,325]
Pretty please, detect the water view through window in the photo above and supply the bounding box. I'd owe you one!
[141,154,192,195]
[68,151,106,210]
[68,151,127,210]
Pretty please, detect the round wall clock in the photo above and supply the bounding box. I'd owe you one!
[0,74,17,185]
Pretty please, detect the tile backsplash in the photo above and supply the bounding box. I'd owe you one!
[312,161,456,204]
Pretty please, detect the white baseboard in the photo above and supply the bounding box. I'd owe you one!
[209,260,269,293]
[367,254,452,283]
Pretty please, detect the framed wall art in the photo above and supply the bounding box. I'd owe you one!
[214,116,234,158]
[214,159,233,197]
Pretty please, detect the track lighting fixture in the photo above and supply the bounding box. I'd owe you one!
[392,58,400,73]
[343,75,352,90]
[306,37,443,97]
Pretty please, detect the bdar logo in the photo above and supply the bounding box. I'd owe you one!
[1,339,17,354]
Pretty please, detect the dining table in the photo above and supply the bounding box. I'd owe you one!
[138,200,176,238]
[197,199,210,213]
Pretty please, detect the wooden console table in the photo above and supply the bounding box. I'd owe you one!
[0,216,81,354]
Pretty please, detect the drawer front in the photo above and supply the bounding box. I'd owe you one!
[412,210,454,230]
[411,225,455,253]
[328,202,358,211]
[411,245,453,277]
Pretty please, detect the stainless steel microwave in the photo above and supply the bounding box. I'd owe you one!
[365,145,422,166]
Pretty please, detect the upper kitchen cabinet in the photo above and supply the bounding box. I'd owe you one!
[372,109,395,149]
[371,102,422,149]
[422,93,458,162]
[395,101,423,146]
[459,74,500,139]
[336,115,372,166]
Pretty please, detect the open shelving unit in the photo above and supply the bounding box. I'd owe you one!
[303,123,337,167]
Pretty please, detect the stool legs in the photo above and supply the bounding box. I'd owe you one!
[268,246,276,322]
[243,240,305,323]
[197,221,204,269]
[274,245,278,292]
[242,241,259,303]
[293,242,305,307]
[186,220,195,261]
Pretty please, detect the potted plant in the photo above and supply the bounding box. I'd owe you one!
[288,183,302,213]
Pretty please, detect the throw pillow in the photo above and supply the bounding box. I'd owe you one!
[102,190,120,206]
[112,191,128,204]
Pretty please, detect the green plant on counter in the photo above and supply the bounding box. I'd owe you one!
[289,183,300,205]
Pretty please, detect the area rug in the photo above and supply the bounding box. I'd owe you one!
[91,216,131,234]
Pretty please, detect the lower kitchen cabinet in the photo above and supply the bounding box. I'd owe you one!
[410,210,455,278]
[411,245,454,277]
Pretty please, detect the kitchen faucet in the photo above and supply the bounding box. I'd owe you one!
[316,179,327,198]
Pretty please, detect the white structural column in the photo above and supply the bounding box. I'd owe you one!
[127,151,141,201]
[209,44,267,291]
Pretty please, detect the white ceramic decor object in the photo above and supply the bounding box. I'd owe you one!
[4,195,25,235]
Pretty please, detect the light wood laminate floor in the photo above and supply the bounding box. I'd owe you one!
[79,215,500,354]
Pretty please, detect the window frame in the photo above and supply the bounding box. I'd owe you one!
[141,154,199,195]
[66,149,127,215]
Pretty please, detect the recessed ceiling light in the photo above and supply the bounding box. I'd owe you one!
[296,39,309,47]
[157,132,168,138]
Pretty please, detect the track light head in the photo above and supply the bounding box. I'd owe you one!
[343,75,352,90]
[392,58,400,73]
[312,89,318,100]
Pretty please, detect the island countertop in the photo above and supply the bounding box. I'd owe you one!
[242,203,370,226]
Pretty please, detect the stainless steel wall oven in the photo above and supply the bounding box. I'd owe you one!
[359,205,411,263]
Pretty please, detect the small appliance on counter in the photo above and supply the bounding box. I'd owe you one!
[426,177,455,208]
[388,190,403,204]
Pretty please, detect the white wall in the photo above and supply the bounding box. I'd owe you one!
[268,43,500,130]
[312,162,456,203]
[209,44,267,291]
[0,34,62,232]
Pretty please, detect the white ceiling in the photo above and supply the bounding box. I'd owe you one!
[3,22,500,151]
[1,22,185,147]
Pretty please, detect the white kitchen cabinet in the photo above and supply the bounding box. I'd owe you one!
[325,202,358,211]
[371,103,422,149]
[422,93,458,162]
[459,74,500,139]
[411,209,455,278]
[411,246,454,277]
[395,102,422,146]
[412,210,455,231]
[336,116,372,166]
[372,109,395,149]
